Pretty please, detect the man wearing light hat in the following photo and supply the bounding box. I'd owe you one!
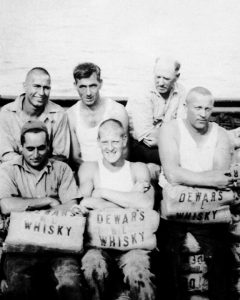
[0,120,84,300]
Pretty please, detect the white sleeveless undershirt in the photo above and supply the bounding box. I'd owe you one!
[159,119,219,187]
[74,99,115,161]
[98,159,134,192]
[178,119,218,171]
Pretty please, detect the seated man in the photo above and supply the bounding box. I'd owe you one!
[78,119,156,300]
[0,67,70,163]
[67,62,129,169]
[158,87,236,299]
[126,56,186,165]
[0,121,83,300]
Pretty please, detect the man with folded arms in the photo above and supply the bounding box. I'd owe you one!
[0,121,83,300]
[158,86,239,299]
[78,119,156,300]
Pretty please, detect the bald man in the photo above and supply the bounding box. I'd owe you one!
[0,67,70,162]
[126,56,186,165]
[158,87,234,299]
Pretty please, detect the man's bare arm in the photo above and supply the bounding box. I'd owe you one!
[158,122,233,188]
[78,162,96,197]
[92,162,154,209]
[0,197,60,215]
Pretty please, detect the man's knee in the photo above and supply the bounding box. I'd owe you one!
[81,249,108,282]
[119,250,156,300]
[52,257,82,291]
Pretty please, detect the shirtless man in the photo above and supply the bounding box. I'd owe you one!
[158,87,236,299]
[78,119,156,300]
[67,63,128,169]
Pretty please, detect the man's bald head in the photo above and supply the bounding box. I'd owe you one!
[98,119,125,140]
[23,67,51,110]
[25,67,51,83]
[186,87,214,106]
[154,56,181,76]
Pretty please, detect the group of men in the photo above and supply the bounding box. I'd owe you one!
[0,58,238,300]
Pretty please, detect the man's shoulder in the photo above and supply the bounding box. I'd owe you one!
[46,100,65,113]
[161,118,178,131]
[0,157,22,175]
[175,82,186,94]
[1,96,20,113]
[80,161,98,172]
[66,101,79,114]
[130,161,149,177]
[49,158,71,170]
[214,122,229,140]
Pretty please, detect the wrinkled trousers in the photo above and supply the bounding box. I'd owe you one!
[3,253,83,300]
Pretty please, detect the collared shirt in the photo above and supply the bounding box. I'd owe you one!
[0,156,79,203]
[126,83,187,141]
[0,94,70,162]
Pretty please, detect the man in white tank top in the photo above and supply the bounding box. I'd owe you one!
[157,87,236,299]
[78,119,155,300]
[67,63,129,169]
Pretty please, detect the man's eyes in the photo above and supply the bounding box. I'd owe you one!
[33,85,50,90]
[79,85,97,89]
[26,146,46,151]
[38,146,47,151]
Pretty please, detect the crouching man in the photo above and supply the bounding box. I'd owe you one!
[0,121,84,300]
[77,119,157,300]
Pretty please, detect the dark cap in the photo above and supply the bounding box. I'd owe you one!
[21,120,48,136]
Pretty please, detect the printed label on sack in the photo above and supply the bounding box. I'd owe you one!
[87,208,159,251]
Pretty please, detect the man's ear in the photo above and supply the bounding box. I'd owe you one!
[123,134,128,147]
[99,79,103,89]
[23,81,27,92]
[19,145,23,154]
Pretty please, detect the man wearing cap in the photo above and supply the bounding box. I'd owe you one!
[126,56,186,165]
[0,67,70,163]
[0,120,83,300]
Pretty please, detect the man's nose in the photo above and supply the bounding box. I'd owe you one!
[86,86,91,96]
[33,149,39,158]
[199,109,206,117]
[107,142,113,150]
[158,77,164,85]
[38,87,44,95]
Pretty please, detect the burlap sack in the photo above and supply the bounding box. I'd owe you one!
[161,184,235,223]
[87,208,160,251]
[4,210,86,254]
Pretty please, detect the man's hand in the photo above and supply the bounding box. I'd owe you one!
[143,136,158,147]
[210,170,236,189]
[132,181,151,193]
[71,204,89,216]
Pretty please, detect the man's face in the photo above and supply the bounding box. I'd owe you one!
[187,93,214,131]
[24,72,51,109]
[75,72,102,106]
[22,131,49,170]
[154,63,178,95]
[98,127,127,165]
